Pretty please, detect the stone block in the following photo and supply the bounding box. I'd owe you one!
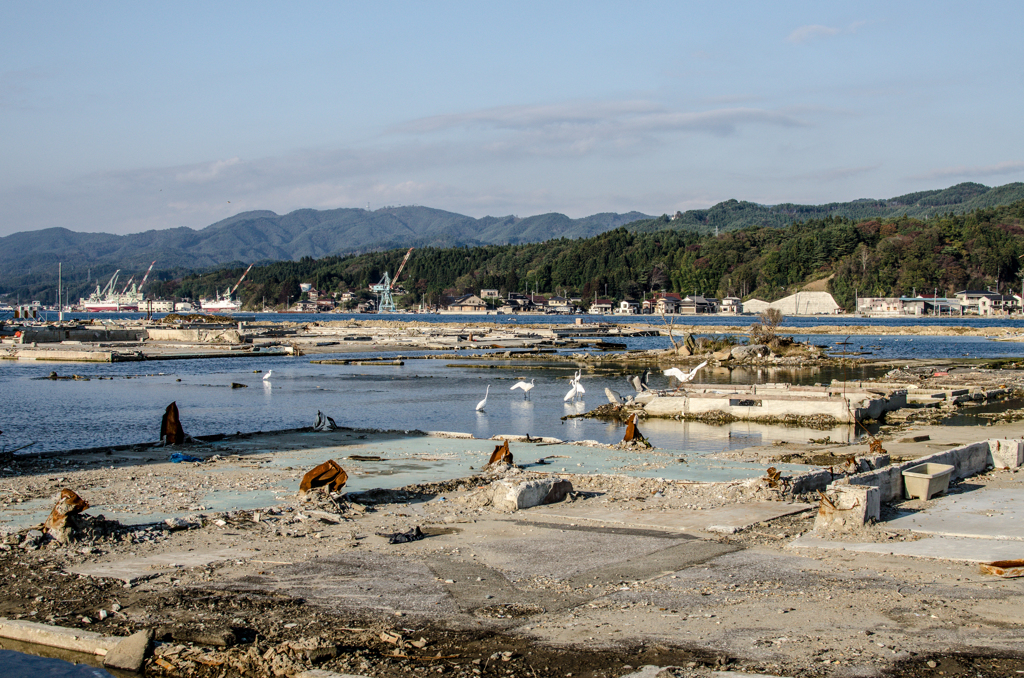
[103,629,153,672]
[814,484,879,531]
[491,478,573,512]
[988,439,1024,469]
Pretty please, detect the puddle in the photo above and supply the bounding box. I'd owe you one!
[941,397,1024,426]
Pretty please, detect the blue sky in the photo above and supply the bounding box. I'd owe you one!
[2,1,1023,237]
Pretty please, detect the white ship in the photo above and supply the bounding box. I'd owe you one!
[78,262,157,312]
[198,263,253,314]
[198,294,242,313]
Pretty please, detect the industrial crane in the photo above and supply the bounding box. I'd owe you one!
[231,263,254,296]
[139,261,156,290]
[370,247,413,313]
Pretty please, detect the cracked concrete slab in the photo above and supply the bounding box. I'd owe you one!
[68,548,254,583]
[525,501,812,534]
[788,534,1024,562]
[885,487,1024,540]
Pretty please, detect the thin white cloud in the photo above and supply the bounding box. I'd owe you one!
[174,157,243,183]
[392,101,811,156]
[790,165,880,182]
[913,161,1024,180]
[787,25,840,44]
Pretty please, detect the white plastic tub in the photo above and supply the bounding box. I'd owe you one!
[902,463,954,500]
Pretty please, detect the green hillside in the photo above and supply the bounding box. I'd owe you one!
[149,199,1024,313]
[628,182,1024,235]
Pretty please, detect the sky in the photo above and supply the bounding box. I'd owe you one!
[2,1,1023,237]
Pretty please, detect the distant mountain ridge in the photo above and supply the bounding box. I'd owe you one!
[0,206,650,297]
[2,181,1024,301]
[628,182,1024,234]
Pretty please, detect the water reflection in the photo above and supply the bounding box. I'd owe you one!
[0,356,883,456]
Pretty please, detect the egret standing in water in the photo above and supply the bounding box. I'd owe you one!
[510,378,535,399]
[263,370,273,381]
[563,369,585,402]
[476,385,490,412]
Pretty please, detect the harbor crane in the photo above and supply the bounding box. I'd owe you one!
[138,261,156,291]
[231,263,255,296]
[371,247,414,313]
[98,270,121,299]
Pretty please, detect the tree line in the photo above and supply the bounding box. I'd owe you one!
[150,199,1024,311]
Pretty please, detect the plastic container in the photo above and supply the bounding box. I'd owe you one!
[902,463,954,500]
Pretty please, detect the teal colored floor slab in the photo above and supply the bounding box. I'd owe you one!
[213,433,811,492]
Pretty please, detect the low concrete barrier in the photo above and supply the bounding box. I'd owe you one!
[16,327,146,343]
[842,439,1021,503]
[147,328,245,344]
[0,618,119,655]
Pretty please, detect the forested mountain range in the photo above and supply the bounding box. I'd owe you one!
[154,199,1024,313]
[0,207,648,302]
[3,181,1024,305]
[626,182,1024,235]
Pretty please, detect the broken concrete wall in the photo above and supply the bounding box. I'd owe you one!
[790,469,833,495]
[988,439,1024,469]
[814,484,880,532]
[16,327,146,344]
[844,440,1012,503]
[146,328,247,344]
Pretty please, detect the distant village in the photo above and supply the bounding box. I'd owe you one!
[287,286,1024,317]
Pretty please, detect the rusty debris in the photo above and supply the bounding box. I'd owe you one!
[487,440,513,466]
[299,460,348,493]
[869,438,886,456]
[979,559,1024,578]
[43,488,90,543]
[160,401,186,445]
[623,414,641,442]
[766,467,783,488]
[622,414,651,447]
[816,489,837,512]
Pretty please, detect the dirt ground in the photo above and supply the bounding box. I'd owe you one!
[2,420,1024,677]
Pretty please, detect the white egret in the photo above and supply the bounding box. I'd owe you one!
[263,370,273,381]
[476,385,490,412]
[564,370,585,401]
[510,378,535,399]
[663,360,708,391]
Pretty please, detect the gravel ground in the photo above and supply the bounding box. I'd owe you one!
[2,430,1024,677]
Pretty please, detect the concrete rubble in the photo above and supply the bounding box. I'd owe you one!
[0,414,1022,678]
[5,318,1024,677]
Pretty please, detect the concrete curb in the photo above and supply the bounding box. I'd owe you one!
[0,618,120,656]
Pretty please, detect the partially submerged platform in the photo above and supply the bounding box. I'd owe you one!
[638,383,907,423]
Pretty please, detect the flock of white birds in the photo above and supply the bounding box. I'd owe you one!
[474,363,707,412]
[259,364,707,415]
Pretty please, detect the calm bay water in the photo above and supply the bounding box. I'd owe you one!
[3,314,1024,456]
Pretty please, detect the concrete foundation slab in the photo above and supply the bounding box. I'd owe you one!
[789,534,1024,562]
[526,501,812,534]
[885,488,1024,540]
[68,548,254,583]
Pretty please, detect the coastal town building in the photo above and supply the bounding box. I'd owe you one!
[446,294,488,312]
